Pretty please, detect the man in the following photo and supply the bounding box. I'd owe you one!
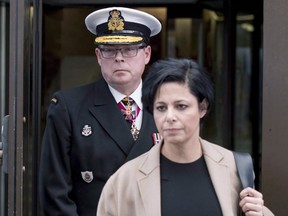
[39,7,161,215]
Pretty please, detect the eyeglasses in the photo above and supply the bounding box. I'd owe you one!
[98,45,146,59]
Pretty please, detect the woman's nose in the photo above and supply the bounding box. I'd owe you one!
[165,108,177,122]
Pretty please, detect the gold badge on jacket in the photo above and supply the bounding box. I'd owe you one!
[81,171,93,183]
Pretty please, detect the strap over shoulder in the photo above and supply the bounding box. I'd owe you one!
[233,152,275,216]
[233,151,254,189]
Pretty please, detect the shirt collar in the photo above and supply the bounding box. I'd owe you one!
[108,81,143,110]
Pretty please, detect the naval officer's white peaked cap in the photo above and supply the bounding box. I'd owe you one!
[85,7,162,45]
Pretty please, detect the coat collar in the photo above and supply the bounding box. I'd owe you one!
[201,139,234,216]
[137,139,235,216]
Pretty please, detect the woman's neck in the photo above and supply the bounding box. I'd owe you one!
[161,139,203,163]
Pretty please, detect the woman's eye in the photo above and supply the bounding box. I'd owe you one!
[155,105,166,111]
[177,104,188,110]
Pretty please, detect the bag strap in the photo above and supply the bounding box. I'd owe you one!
[233,151,254,189]
[233,151,254,216]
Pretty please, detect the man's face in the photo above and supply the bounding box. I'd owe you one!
[95,44,151,93]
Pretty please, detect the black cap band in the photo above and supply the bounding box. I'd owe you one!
[96,21,151,44]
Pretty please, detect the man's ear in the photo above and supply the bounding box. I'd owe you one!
[200,99,208,118]
[144,45,151,65]
[95,48,102,66]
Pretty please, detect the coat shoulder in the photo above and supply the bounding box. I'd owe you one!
[56,82,96,101]
[48,82,97,110]
[201,139,235,162]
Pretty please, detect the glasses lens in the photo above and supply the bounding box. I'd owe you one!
[100,48,116,58]
[99,45,145,59]
[122,47,138,57]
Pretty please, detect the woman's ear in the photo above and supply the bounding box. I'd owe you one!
[199,99,208,118]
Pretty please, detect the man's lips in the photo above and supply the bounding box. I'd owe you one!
[114,69,128,72]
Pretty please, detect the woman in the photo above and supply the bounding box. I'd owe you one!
[97,58,274,216]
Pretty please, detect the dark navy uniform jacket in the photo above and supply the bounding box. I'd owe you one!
[39,78,158,216]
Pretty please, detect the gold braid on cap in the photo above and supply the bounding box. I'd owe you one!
[95,35,143,44]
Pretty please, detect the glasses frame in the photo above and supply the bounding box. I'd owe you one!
[98,45,146,59]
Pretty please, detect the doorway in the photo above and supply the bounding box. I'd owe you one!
[1,1,264,215]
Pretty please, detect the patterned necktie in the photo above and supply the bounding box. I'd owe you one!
[118,97,140,141]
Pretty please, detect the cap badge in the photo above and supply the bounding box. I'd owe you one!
[108,9,124,31]
[81,124,92,136]
[81,171,93,183]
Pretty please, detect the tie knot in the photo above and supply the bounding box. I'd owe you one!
[121,97,134,106]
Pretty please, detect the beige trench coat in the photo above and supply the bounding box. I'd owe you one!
[97,139,274,216]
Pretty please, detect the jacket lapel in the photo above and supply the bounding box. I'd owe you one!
[201,140,234,216]
[88,79,134,155]
[88,78,158,157]
[126,110,158,161]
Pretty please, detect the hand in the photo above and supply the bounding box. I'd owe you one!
[239,187,264,216]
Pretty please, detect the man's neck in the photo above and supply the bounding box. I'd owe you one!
[114,81,141,96]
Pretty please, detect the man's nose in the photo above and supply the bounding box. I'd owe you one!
[115,49,124,60]
[114,49,125,61]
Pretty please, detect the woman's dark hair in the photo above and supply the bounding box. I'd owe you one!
[142,58,214,124]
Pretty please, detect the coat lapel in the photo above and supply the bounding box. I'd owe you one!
[136,140,237,216]
[137,144,162,216]
[201,140,234,216]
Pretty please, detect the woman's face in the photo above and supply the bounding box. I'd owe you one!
[153,82,207,146]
